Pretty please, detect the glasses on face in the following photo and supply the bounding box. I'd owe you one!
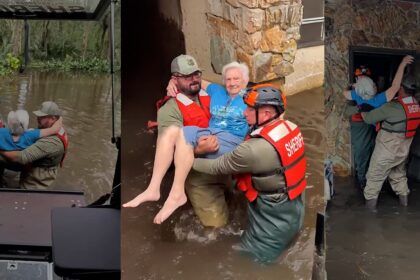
[173,71,202,81]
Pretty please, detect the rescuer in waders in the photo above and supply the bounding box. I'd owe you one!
[192,84,306,262]
[342,55,414,189]
[362,74,420,210]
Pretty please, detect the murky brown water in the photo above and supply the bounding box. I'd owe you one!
[0,71,120,203]
[121,85,325,279]
[327,176,420,280]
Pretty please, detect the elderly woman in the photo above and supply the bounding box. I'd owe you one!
[124,61,250,224]
[342,55,414,189]
[0,109,62,151]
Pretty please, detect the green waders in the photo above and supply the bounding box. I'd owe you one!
[350,121,376,187]
[240,193,304,263]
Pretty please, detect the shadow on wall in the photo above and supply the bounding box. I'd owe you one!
[122,0,185,105]
[121,0,186,182]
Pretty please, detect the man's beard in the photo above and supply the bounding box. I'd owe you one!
[179,81,201,96]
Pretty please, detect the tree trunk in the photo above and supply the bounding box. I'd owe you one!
[100,12,110,59]
[10,20,23,55]
[41,21,50,56]
[82,23,92,59]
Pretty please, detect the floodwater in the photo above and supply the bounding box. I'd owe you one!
[121,86,325,280]
[326,176,420,280]
[0,71,120,203]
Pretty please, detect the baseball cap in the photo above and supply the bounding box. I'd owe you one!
[33,101,62,117]
[171,54,201,75]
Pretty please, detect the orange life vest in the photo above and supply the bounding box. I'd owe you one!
[175,91,211,128]
[153,90,211,129]
[56,127,69,167]
[376,96,420,138]
[236,119,307,202]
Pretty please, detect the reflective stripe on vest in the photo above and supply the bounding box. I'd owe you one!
[175,90,211,128]
[235,119,307,202]
[377,96,420,138]
[56,127,69,167]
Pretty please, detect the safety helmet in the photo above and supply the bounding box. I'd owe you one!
[402,74,417,91]
[354,65,371,77]
[243,83,286,114]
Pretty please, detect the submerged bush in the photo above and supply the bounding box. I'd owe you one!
[30,56,110,73]
[0,53,21,76]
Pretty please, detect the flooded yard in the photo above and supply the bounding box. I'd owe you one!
[0,70,120,203]
[121,84,325,279]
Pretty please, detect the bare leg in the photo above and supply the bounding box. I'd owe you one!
[154,129,193,224]
[123,126,180,207]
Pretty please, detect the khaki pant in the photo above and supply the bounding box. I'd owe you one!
[364,130,413,200]
[20,166,58,190]
[185,169,231,228]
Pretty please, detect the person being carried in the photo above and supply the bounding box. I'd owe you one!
[0,101,68,189]
[0,109,62,151]
[192,84,306,262]
[123,58,249,225]
[342,55,414,188]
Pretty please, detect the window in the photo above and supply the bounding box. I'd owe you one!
[298,0,324,48]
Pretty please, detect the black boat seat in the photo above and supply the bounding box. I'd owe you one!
[51,207,120,279]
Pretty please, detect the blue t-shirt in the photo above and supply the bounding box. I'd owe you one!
[206,83,248,139]
[351,90,387,108]
[0,128,40,150]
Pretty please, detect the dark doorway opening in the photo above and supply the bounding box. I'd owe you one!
[121,3,187,278]
[121,0,186,163]
[349,46,416,93]
[348,46,417,176]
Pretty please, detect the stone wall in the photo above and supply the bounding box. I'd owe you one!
[325,0,420,175]
[207,0,303,83]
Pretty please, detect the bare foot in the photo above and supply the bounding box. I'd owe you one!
[122,188,160,208]
[153,192,187,224]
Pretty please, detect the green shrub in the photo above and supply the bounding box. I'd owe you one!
[0,53,21,76]
[30,56,111,73]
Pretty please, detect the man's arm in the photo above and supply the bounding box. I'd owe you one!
[193,135,219,155]
[384,55,414,101]
[39,117,62,137]
[1,137,64,165]
[0,151,20,162]
[361,104,389,125]
[343,102,359,118]
[193,141,255,175]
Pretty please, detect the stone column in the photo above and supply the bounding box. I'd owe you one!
[207,0,303,83]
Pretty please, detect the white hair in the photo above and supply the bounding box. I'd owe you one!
[355,76,376,100]
[221,62,249,85]
[7,109,29,136]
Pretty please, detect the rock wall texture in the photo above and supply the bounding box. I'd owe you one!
[207,0,303,83]
[325,0,420,175]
